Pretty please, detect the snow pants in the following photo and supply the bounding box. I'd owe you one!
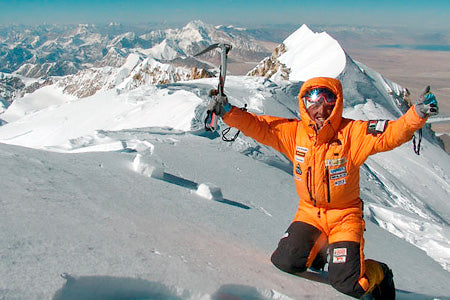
[271,221,367,298]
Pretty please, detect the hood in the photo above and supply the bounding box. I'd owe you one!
[298,77,344,143]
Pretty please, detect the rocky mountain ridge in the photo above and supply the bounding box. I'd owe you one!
[0,21,270,77]
[0,20,272,102]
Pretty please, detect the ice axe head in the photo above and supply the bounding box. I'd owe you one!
[194,43,232,95]
[194,43,232,132]
[194,43,232,57]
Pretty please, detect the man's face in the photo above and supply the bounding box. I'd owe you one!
[307,102,335,130]
[303,87,337,130]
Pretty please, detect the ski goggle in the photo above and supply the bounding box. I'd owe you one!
[303,87,337,108]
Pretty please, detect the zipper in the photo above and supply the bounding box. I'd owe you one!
[306,167,316,206]
[325,166,331,203]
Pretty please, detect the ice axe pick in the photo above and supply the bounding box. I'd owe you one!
[194,43,232,131]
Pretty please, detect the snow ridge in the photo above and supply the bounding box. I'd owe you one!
[247,25,346,82]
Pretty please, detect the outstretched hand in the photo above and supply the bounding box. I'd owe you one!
[415,85,439,118]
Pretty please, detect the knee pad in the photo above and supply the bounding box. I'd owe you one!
[271,249,307,274]
[271,222,322,274]
[328,241,366,298]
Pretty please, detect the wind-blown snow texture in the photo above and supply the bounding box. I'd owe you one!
[0,24,449,300]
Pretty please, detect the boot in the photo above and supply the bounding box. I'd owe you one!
[362,260,395,300]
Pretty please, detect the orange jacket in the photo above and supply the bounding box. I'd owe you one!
[223,77,427,210]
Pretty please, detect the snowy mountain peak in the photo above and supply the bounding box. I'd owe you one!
[248,24,346,82]
[283,24,314,43]
[178,20,210,40]
[184,20,208,31]
[72,23,97,37]
[98,47,127,68]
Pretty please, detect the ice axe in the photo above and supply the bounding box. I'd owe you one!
[194,43,232,131]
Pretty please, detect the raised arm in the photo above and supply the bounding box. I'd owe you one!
[223,106,298,161]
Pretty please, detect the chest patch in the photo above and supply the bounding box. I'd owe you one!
[294,164,302,181]
[334,179,347,186]
[296,164,302,175]
[329,166,346,175]
[331,172,347,180]
[325,157,347,167]
[367,120,388,135]
[295,146,309,163]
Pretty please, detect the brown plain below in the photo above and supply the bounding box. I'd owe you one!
[347,47,450,154]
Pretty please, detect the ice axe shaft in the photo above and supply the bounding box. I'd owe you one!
[195,43,232,131]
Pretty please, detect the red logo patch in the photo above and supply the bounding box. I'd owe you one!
[333,247,347,264]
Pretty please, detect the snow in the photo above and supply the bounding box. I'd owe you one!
[278,25,346,82]
[195,183,224,201]
[1,85,76,123]
[147,40,180,60]
[0,86,202,150]
[133,153,165,179]
[365,203,450,271]
[0,24,449,300]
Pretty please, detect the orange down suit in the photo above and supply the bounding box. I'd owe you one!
[223,77,426,293]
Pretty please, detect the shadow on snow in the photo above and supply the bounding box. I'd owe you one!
[53,274,182,300]
[53,274,450,300]
[162,172,251,210]
[53,275,271,300]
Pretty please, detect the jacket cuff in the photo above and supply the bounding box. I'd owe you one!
[223,103,232,113]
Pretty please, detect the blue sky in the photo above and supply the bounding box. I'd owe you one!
[1,0,450,30]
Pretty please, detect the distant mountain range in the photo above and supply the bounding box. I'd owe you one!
[1,20,449,110]
[0,21,271,77]
[0,21,278,105]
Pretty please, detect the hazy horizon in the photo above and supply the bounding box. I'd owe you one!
[1,0,450,33]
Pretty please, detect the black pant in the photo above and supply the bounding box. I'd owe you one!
[271,222,366,298]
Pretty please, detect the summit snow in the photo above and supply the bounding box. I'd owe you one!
[0,22,449,299]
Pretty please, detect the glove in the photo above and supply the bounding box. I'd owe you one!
[415,85,439,118]
[207,89,232,117]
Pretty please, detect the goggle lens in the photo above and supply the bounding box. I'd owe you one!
[303,88,337,107]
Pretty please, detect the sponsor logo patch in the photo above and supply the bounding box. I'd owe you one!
[329,166,346,175]
[333,247,347,264]
[334,179,347,186]
[294,164,302,181]
[296,146,309,153]
[296,164,302,175]
[296,151,306,157]
[367,120,388,135]
[331,172,347,180]
[295,155,305,163]
[325,157,347,167]
[295,146,308,163]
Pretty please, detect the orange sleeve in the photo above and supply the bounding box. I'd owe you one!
[350,105,427,166]
[222,106,298,161]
